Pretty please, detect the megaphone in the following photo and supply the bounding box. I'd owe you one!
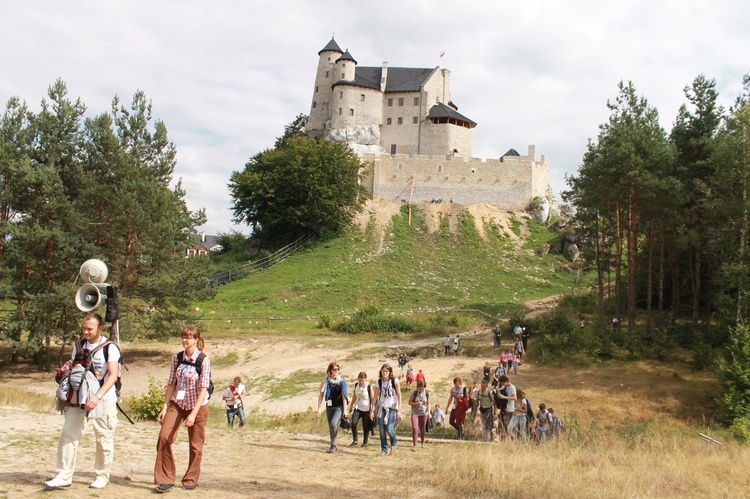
[75,283,108,312]
[79,259,108,284]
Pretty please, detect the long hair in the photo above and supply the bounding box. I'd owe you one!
[181,326,205,351]
[379,363,393,381]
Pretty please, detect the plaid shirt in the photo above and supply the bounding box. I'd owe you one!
[168,349,211,411]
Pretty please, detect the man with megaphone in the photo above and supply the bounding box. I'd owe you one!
[45,260,122,490]
[44,312,120,490]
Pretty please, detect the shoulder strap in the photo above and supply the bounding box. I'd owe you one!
[194,352,206,375]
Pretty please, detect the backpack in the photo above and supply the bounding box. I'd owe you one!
[176,351,214,400]
[55,339,112,410]
[525,398,535,422]
[411,389,429,415]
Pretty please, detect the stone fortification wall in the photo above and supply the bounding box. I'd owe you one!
[363,146,548,210]
[420,120,473,157]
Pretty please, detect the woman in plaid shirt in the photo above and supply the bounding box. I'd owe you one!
[154,326,212,493]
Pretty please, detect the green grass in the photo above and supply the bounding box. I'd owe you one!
[248,369,321,398]
[196,206,592,331]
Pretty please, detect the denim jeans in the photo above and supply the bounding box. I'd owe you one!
[508,413,527,443]
[326,405,343,450]
[379,407,398,453]
[226,405,246,427]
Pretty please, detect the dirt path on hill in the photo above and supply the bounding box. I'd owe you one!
[0,297,560,498]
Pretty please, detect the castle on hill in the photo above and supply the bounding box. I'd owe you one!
[308,38,548,210]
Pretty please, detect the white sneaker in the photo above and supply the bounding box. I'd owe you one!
[90,477,109,489]
[44,476,72,489]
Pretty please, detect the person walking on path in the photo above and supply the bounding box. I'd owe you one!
[446,377,469,440]
[348,372,373,447]
[476,379,496,442]
[222,376,246,428]
[45,312,120,491]
[154,326,212,493]
[317,362,349,453]
[408,380,430,450]
[443,335,451,356]
[452,335,460,356]
[373,363,402,455]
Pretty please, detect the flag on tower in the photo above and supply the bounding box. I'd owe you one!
[440,51,446,58]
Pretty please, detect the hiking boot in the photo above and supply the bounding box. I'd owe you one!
[348,441,358,447]
[44,476,72,489]
[361,442,369,448]
[155,484,174,493]
[89,477,109,489]
[183,485,197,490]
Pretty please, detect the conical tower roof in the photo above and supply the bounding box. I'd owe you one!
[336,49,357,65]
[318,37,343,55]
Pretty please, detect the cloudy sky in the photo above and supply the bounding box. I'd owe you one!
[2,1,748,235]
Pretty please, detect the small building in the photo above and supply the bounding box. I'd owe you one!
[184,232,222,257]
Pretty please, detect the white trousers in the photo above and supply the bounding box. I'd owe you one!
[55,400,118,481]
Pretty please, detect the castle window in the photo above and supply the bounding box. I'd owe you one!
[414,97,420,105]
[338,108,342,115]
[398,163,404,170]
[398,98,404,106]
[312,102,317,109]
[388,98,393,107]
[326,71,329,77]
[360,94,365,101]
[387,118,392,125]
[349,109,354,116]
[340,91,343,99]
[412,116,418,124]
[315,86,319,93]
[341,73,345,79]
[471,168,477,174]
[437,165,443,173]
[397,117,403,125]
[391,144,398,155]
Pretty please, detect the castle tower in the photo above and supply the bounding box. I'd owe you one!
[308,38,343,137]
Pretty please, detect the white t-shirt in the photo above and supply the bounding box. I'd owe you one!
[379,377,400,410]
[72,336,121,402]
[353,382,372,411]
[504,383,516,413]
[223,384,246,407]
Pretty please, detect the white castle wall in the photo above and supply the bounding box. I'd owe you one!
[363,145,548,210]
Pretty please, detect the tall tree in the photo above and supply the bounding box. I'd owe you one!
[79,91,210,338]
[6,80,89,370]
[566,81,671,331]
[706,75,750,322]
[229,133,367,246]
[670,75,723,329]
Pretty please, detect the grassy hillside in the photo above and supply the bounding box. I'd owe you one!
[197,205,589,328]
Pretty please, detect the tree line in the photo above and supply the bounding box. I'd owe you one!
[0,79,212,370]
[565,74,750,332]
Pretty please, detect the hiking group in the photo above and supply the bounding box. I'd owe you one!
[316,325,563,455]
[45,316,561,491]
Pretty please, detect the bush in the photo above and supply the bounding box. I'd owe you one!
[335,304,421,334]
[128,374,166,421]
[729,416,750,445]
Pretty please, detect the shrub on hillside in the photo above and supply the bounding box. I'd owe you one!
[719,323,750,429]
[335,304,420,334]
[128,375,166,421]
[535,309,615,363]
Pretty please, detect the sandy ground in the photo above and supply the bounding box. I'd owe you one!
[0,301,547,498]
